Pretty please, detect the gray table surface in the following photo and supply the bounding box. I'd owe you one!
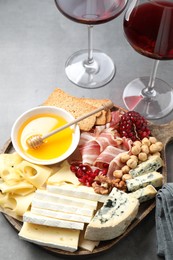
[0,0,173,259]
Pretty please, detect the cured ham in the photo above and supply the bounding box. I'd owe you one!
[94,145,126,168]
[70,109,132,180]
[79,141,100,165]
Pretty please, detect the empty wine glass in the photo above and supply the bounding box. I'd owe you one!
[123,0,173,119]
[54,0,127,89]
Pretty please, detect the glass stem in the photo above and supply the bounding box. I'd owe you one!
[142,60,159,96]
[87,25,94,64]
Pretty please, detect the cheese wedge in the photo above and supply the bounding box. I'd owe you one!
[129,155,163,178]
[23,211,84,230]
[126,171,163,192]
[84,188,139,241]
[19,222,80,252]
[128,185,157,203]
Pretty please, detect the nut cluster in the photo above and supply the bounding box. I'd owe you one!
[112,137,163,189]
[92,175,127,195]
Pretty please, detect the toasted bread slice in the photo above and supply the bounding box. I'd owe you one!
[43,88,102,131]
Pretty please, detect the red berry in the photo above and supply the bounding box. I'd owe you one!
[118,111,150,141]
[70,163,101,187]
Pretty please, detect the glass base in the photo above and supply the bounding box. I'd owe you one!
[123,77,173,119]
[65,49,115,89]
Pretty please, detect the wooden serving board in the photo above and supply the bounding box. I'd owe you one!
[1,109,172,257]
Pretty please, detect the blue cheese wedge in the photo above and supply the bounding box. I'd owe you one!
[129,155,163,178]
[126,171,163,192]
[19,222,80,252]
[128,185,157,203]
[84,188,139,241]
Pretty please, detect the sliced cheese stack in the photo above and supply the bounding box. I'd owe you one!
[23,188,99,230]
[20,183,105,252]
[85,188,139,241]
[0,153,52,220]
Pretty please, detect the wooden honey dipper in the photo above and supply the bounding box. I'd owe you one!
[26,100,114,149]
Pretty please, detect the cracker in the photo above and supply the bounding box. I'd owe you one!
[43,88,101,131]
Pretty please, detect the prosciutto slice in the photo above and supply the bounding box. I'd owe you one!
[94,145,125,168]
[79,140,100,165]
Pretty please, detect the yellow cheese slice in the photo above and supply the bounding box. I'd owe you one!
[19,222,80,252]
[17,161,52,188]
[0,206,23,221]
[0,179,34,194]
[1,167,23,185]
[0,153,23,173]
[0,191,34,216]
[47,165,80,186]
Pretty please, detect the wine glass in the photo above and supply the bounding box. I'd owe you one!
[54,0,127,89]
[123,0,173,119]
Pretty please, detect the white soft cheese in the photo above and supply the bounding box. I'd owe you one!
[31,207,92,223]
[32,198,94,217]
[34,189,98,210]
[19,222,80,252]
[84,188,139,241]
[23,211,84,230]
[47,184,108,203]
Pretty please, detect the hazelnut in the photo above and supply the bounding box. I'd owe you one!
[142,137,150,146]
[122,174,132,181]
[130,155,138,161]
[141,144,150,154]
[133,140,142,147]
[138,152,148,161]
[121,165,130,174]
[149,143,159,153]
[120,153,130,163]
[126,158,138,169]
[149,136,157,144]
[155,141,163,152]
[131,145,141,155]
[113,170,123,179]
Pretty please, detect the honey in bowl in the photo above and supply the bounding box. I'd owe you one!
[18,113,73,161]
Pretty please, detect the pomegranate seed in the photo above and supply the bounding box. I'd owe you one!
[94,169,100,175]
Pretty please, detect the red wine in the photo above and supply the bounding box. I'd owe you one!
[124,0,173,60]
[55,0,127,25]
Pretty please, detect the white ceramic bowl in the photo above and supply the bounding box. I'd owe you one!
[11,106,80,165]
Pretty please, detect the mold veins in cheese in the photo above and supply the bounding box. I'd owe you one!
[129,155,163,178]
[84,188,139,241]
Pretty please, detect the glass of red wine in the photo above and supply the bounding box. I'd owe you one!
[54,0,127,89]
[123,0,173,119]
